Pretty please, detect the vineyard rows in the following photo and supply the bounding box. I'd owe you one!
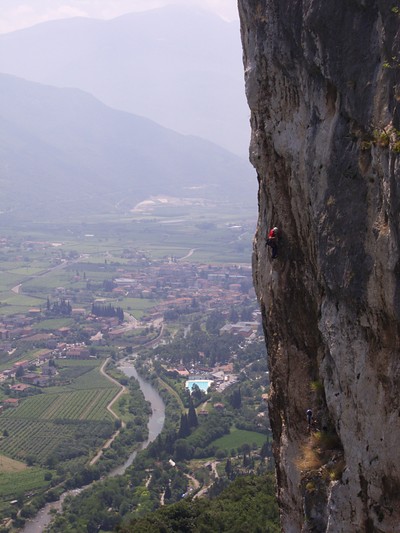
[0,420,75,462]
[71,367,117,390]
[0,418,114,464]
[3,388,117,421]
[0,364,119,466]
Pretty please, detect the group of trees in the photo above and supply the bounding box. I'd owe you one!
[229,387,242,409]
[178,397,198,438]
[48,427,276,533]
[156,328,239,367]
[118,474,279,532]
[46,297,72,316]
[141,396,230,463]
[91,302,124,322]
[102,279,116,292]
[175,412,231,461]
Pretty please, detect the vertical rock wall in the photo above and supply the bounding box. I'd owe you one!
[239,1,400,531]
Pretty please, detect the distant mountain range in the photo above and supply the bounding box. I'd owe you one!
[0,74,255,221]
[0,6,250,156]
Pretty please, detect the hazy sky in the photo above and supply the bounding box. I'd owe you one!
[0,0,239,34]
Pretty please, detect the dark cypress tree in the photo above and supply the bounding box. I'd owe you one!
[230,388,242,409]
[225,458,232,479]
[260,440,271,459]
[178,413,190,438]
[165,431,177,454]
[164,484,172,501]
[187,397,198,429]
[117,307,124,322]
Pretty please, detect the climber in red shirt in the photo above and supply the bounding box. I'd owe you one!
[266,227,278,258]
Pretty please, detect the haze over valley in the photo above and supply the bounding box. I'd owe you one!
[0,5,255,225]
[0,6,275,531]
[0,72,254,222]
[0,6,249,156]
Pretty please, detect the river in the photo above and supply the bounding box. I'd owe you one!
[20,362,165,533]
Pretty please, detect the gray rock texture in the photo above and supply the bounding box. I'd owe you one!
[238,1,400,531]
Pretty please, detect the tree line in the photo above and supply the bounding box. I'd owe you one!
[91,302,124,322]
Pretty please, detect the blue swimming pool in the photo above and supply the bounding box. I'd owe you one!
[185,379,213,392]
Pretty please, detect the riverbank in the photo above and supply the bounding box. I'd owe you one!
[89,358,127,466]
[20,361,165,533]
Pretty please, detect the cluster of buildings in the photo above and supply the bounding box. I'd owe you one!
[168,362,238,394]
[98,262,255,321]
[0,312,117,354]
[0,343,92,388]
[0,259,257,358]
[0,338,101,412]
[0,252,259,414]
[219,321,260,339]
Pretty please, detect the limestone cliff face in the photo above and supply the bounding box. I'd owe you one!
[239,1,400,531]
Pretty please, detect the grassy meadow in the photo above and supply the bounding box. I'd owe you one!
[212,428,267,451]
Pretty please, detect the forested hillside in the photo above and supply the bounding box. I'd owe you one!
[119,474,279,532]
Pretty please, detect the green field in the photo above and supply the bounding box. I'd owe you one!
[212,428,267,451]
[0,209,254,324]
[0,360,119,470]
[1,205,255,266]
[21,271,71,291]
[34,317,74,330]
[0,271,27,291]
[0,349,46,372]
[0,466,50,500]
[4,388,117,421]
[0,291,46,307]
[9,267,47,276]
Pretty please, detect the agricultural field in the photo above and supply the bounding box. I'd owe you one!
[0,271,26,291]
[0,349,46,372]
[0,467,50,498]
[0,418,114,465]
[212,428,267,451]
[1,204,255,267]
[114,298,155,314]
[34,318,74,330]
[0,208,254,324]
[0,294,48,316]
[0,466,50,503]
[0,454,27,473]
[0,360,119,470]
[4,388,117,421]
[8,266,48,276]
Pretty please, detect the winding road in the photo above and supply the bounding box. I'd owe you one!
[89,358,126,465]
[177,248,197,261]
[193,461,220,499]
